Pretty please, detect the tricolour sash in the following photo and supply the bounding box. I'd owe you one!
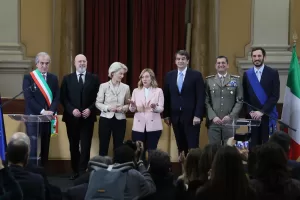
[30,69,58,136]
[246,68,278,134]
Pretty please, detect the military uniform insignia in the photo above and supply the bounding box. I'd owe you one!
[226,80,237,87]
[226,76,239,87]
[206,75,215,79]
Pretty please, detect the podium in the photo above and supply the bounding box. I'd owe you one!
[223,118,261,142]
[8,114,54,165]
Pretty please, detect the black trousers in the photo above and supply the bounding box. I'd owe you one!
[249,115,270,149]
[25,122,51,166]
[98,116,126,156]
[171,114,200,155]
[65,119,94,173]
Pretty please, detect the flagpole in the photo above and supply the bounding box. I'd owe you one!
[293,31,298,46]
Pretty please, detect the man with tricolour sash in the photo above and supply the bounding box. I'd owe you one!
[242,47,280,149]
[23,52,60,166]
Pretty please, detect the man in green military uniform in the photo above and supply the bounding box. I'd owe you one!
[205,56,243,144]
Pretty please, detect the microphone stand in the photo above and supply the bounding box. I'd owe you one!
[239,99,297,132]
[0,84,36,109]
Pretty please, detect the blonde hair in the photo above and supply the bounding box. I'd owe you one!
[108,62,128,78]
[137,68,158,89]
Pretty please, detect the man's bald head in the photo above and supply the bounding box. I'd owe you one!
[9,132,30,147]
[74,54,87,74]
[7,140,29,165]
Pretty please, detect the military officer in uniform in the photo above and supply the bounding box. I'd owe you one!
[205,56,243,144]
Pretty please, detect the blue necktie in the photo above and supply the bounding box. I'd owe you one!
[178,72,184,92]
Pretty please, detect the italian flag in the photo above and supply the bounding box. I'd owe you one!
[281,45,300,160]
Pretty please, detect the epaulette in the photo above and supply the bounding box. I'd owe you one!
[206,75,215,79]
[230,75,240,78]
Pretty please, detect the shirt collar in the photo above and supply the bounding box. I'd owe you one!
[76,71,86,76]
[178,67,187,76]
[254,64,265,73]
[218,73,227,78]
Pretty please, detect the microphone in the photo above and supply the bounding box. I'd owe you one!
[0,83,36,109]
[237,97,297,132]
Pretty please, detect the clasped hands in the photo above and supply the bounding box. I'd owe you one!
[249,111,263,120]
[41,110,54,116]
[213,115,231,125]
[72,108,91,119]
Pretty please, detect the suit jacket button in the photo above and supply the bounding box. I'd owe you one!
[151,120,153,121]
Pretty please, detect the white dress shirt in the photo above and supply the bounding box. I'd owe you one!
[144,87,150,100]
[218,72,227,78]
[76,71,86,83]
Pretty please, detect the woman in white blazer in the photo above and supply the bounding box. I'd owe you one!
[95,62,130,156]
[129,68,164,155]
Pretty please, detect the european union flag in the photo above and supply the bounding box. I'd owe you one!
[0,94,7,161]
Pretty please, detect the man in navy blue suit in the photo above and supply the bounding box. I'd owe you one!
[163,50,205,155]
[23,52,60,166]
[243,47,280,148]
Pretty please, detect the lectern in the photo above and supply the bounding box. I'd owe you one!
[223,118,261,142]
[8,114,54,165]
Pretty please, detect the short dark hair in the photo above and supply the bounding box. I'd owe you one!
[251,47,266,57]
[148,150,171,176]
[269,131,291,154]
[175,50,190,60]
[123,140,138,151]
[216,56,228,64]
[6,140,29,164]
[113,145,135,164]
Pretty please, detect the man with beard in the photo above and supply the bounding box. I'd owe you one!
[60,54,100,179]
[243,47,280,148]
[205,56,243,145]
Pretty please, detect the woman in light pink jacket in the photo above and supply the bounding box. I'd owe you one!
[129,68,164,153]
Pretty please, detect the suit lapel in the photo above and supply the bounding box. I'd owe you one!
[181,68,190,93]
[172,71,179,94]
[260,66,267,87]
[83,72,91,90]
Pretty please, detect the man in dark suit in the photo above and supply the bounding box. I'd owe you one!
[60,54,100,180]
[163,50,205,155]
[9,132,62,200]
[243,47,280,148]
[23,52,60,167]
[7,139,45,200]
[0,155,23,200]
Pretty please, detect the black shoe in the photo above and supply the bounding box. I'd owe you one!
[69,173,79,180]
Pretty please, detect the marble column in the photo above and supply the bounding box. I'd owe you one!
[237,0,291,103]
[0,0,31,97]
[190,0,209,76]
[52,0,79,82]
